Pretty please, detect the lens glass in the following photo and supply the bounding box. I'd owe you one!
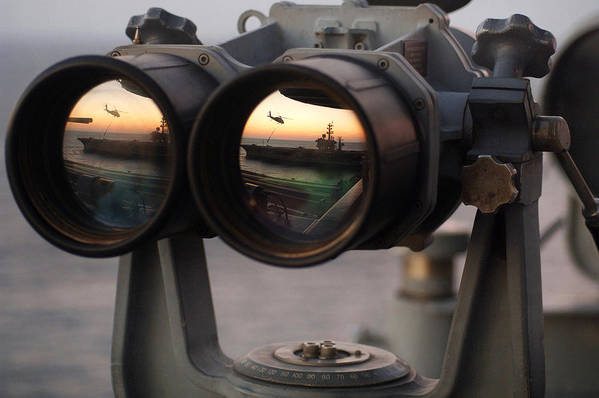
[240,88,368,240]
[63,80,171,229]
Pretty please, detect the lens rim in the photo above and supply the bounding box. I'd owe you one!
[6,55,185,257]
[189,57,421,266]
[192,65,377,265]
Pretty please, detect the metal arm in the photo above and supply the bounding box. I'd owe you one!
[529,114,599,255]
[554,150,599,252]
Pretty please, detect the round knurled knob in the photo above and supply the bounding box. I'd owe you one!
[126,8,201,45]
[461,156,519,214]
[472,14,556,78]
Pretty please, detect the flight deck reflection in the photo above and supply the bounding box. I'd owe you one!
[240,89,368,239]
[63,80,171,229]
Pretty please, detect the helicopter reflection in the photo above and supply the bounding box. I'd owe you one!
[267,110,292,124]
[104,104,128,118]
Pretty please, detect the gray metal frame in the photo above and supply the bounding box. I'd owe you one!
[112,73,546,395]
[111,193,544,397]
[112,2,483,90]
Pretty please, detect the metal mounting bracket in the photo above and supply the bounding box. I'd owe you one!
[112,192,545,398]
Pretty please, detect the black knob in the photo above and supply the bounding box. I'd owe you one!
[472,14,555,78]
[126,8,201,45]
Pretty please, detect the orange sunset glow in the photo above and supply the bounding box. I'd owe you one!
[65,80,164,134]
[243,90,366,142]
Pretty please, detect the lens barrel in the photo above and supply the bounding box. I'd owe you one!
[6,54,218,256]
[189,56,424,266]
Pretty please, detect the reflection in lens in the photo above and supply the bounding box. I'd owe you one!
[240,89,367,239]
[63,80,171,229]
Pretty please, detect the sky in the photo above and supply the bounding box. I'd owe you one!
[65,80,164,135]
[3,1,598,46]
[3,0,599,102]
[242,90,366,142]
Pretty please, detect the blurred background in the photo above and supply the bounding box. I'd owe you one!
[2,0,599,396]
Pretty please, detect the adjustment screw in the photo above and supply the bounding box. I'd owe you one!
[110,51,121,57]
[282,55,293,63]
[133,26,142,44]
[461,155,518,213]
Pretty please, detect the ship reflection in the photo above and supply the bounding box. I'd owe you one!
[62,80,171,229]
[241,118,368,237]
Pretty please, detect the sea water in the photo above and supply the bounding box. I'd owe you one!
[62,130,171,228]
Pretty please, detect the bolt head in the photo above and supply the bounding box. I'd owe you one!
[301,341,319,359]
[413,98,425,110]
[354,42,366,50]
[319,344,337,359]
[377,58,389,70]
[198,53,210,65]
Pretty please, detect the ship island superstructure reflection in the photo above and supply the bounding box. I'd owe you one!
[240,89,368,239]
[62,80,171,230]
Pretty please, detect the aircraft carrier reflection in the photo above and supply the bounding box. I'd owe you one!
[62,80,171,229]
[240,122,367,237]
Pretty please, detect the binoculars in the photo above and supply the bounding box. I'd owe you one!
[6,1,599,397]
[7,2,451,266]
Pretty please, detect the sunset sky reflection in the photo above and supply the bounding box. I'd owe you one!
[65,80,164,134]
[243,90,366,142]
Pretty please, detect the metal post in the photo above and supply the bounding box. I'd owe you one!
[430,201,544,398]
[111,234,229,398]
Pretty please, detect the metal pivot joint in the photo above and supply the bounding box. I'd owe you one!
[471,12,599,254]
[235,340,411,388]
[453,16,551,397]
[463,15,555,214]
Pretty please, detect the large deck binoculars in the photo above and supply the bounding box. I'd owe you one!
[6,2,599,397]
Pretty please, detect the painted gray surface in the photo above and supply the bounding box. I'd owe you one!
[1,1,599,396]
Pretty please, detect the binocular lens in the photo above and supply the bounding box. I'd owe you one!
[63,80,172,229]
[8,48,432,261]
[190,57,428,266]
[7,54,220,257]
[239,89,368,239]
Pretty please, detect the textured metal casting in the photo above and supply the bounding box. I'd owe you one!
[461,156,518,213]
